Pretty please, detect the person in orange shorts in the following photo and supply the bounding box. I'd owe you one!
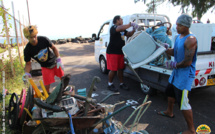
[22,25,64,93]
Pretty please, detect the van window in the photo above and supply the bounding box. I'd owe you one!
[100,23,110,36]
[132,19,161,26]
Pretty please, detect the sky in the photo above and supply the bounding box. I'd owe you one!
[2,0,215,40]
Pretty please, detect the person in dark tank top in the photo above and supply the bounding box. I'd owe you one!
[158,14,197,134]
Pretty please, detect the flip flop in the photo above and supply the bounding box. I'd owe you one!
[157,111,175,118]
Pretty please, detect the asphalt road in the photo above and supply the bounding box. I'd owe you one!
[33,42,215,134]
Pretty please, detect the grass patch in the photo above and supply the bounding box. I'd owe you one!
[0,47,6,53]
[0,56,25,133]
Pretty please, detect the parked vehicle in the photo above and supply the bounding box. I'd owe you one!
[94,13,215,95]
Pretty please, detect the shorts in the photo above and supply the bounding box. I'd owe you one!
[165,83,191,110]
[41,65,64,85]
[106,54,125,71]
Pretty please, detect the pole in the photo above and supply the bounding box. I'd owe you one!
[12,2,23,67]
[153,0,155,14]
[26,0,31,25]
[18,11,25,51]
[1,0,15,76]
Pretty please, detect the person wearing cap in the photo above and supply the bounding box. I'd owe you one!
[106,15,138,92]
[158,14,197,134]
[22,25,64,93]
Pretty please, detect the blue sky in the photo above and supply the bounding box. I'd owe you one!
[2,0,215,40]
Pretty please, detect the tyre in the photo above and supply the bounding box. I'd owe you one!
[140,83,157,95]
[99,56,108,74]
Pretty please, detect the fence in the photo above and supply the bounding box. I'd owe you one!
[0,0,28,77]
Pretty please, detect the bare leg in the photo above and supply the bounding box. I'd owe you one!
[45,84,50,93]
[108,71,116,83]
[178,110,195,134]
[117,69,123,83]
[158,97,175,117]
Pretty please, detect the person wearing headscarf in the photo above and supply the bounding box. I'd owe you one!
[23,25,64,93]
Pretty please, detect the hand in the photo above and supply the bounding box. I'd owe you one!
[56,57,64,69]
[130,22,139,30]
[161,43,169,49]
[22,72,32,82]
[165,60,177,69]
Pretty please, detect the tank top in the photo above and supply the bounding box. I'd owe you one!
[168,34,197,91]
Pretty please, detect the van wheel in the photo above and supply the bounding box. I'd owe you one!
[140,83,156,95]
[99,56,108,74]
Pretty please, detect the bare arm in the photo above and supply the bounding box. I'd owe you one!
[176,36,197,68]
[116,23,131,32]
[25,61,31,73]
[166,48,174,56]
[50,44,60,57]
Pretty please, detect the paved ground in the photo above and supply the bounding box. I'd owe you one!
[32,42,215,134]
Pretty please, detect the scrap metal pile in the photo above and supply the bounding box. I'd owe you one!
[7,74,151,134]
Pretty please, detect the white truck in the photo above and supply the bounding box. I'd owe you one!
[94,13,215,95]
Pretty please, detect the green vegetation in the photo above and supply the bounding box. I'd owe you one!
[0,2,24,133]
[0,47,6,53]
[0,56,25,133]
[135,0,215,20]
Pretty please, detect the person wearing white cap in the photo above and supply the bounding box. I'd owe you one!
[158,14,197,134]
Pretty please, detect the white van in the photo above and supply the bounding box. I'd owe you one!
[94,14,170,73]
[94,13,215,95]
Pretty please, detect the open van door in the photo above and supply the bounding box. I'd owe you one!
[94,21,112,73]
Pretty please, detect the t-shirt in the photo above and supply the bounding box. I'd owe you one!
[106,25,128,54]
[24,36,56,68]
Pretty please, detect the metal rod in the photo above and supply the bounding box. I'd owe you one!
[99,92,120,103]
[92,104,131,127]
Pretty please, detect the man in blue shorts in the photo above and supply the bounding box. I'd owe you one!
[158,14,197,134]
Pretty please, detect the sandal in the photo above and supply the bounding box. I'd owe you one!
[157,111,175,118]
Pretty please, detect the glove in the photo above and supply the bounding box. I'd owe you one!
[56,57,64,69]
[161,43,169,49]
[130,22,139,30]
[22,72,32,82]
[165,60,177,69]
